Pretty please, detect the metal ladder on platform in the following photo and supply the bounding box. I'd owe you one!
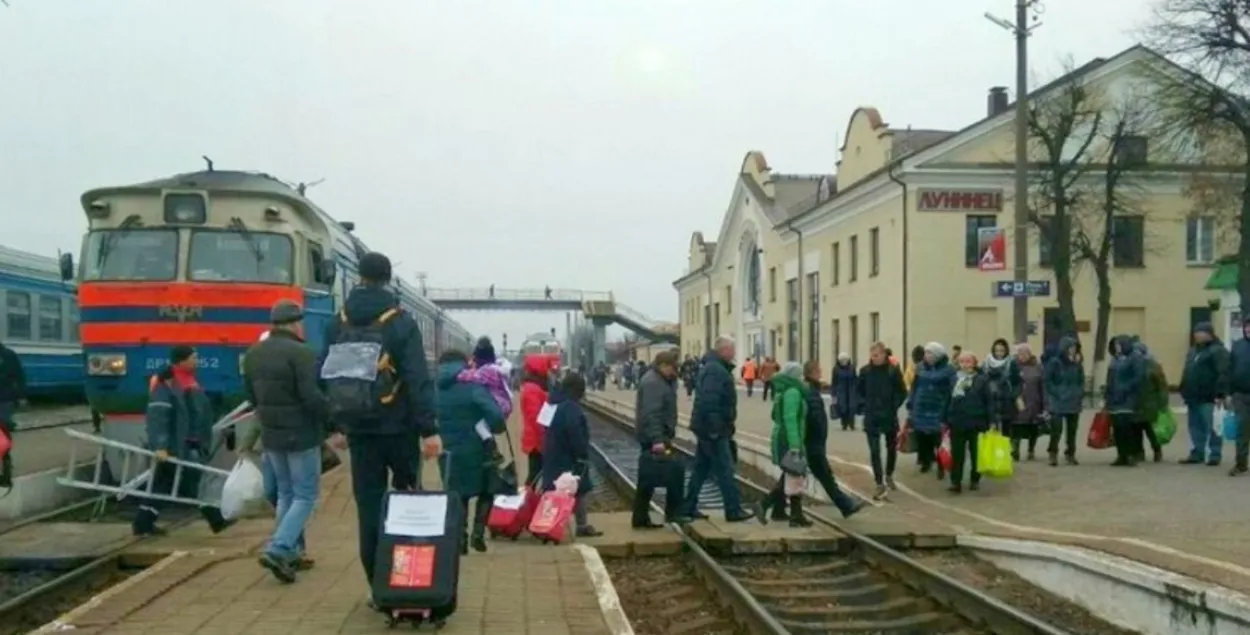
[57,402,253,516]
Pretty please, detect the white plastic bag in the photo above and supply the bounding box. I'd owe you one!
[220,458,265,521]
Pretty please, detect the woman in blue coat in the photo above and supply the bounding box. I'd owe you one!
[434,350,506,554]
[830,353,859,431]
[907,342,956,478]
[541,372,603,537]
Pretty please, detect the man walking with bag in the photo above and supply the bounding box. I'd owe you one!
[633,351,690,528]
[243,300,333,583]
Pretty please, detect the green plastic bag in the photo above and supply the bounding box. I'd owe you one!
[1153,409,1177,446]
[977,429,1014,478]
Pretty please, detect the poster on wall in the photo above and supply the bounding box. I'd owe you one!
[977,227,1007,271]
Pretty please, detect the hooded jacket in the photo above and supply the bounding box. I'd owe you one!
[691,352,737,440]
[857,359,908,430]
[908,357,956,432]
[319,285,436,438]
[541,390,593,495]
[636,368,678,448]
[769,372,807,464]
[519,355,551,454]
[830,361,858,419]
[1180,326,1230,404]
[434,358,505,497]
[1043,337,1085,415]
[1105,334,1146,414]
[1132,342,1169,423]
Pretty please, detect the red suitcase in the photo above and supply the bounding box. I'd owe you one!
[528,490,576,544]
[486,486,540,540]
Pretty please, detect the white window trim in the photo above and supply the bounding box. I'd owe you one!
[1187,216,1215,265]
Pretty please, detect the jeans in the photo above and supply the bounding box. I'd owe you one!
[264,446,321,561]
[1186,402,1221,462]
[261,454,305,554]
[865,425,898,485]
[682,436,743,517]
[806,451,858,515]
[1047,413,1080,456]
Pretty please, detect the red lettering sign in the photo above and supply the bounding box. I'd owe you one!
[916,189,1003,212]
[389,544,436,588]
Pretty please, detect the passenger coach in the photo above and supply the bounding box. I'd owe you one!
[59,169,473,462]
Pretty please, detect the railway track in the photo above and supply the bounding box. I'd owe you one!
[583,402,1073,635]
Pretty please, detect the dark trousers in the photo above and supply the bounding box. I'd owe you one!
[949,428,981,485]
[840,415,855,430]
[348,433,418,583]
[865,424,898,484]
[132,456,222,533]
[460,469,493,541]
[762,380,774,401]
[1111,412,1137,462]
[526,452,543,486]
[807,451,858,515]
[1135,418,1161,458]
[633,451,685,524]
[761,475,801,517]
[915,430,940,470]
[1047,413,1080,457]
[745,380,755,397]
[1012,423,1040,455]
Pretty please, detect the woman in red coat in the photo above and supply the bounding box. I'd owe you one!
[519,355,553,484]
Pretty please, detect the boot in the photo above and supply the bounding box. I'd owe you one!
[0,453,11,489]
[470,529,488,553]
[132,506,166,537]
[200,506,234,534]
[787,497,812,528]
[1048,452,1058,467]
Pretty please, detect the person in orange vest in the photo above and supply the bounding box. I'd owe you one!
[741,357,758,397]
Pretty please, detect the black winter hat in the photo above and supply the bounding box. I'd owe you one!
[170,345,195,365]
[359,252,393,282]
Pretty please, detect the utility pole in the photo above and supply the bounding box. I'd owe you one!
[986,1,1042,344]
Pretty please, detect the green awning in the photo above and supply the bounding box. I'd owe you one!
[1205,260,1238,290]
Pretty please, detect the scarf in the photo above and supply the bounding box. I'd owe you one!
[172,366,200,390]
[983,354,1011,371]
[952,370,976,398]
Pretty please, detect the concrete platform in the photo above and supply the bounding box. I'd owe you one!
[579,511,684,557]
[686,515,845,556]
[0,521,133,562]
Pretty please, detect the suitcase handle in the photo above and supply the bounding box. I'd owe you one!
[416,450,453,492]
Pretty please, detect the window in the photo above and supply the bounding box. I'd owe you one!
[965,215,998,267]
[849,235,859,282]
[39,296,63,341]
[310,243,330,285]
[768,267,777,302]
[713,303,720,337]
[1187,216,1215,265]
[163,193,207,224]
[5,292,30,340]
[785,279,800,361]
[831,242,840,286]
[1112,216,1145,267]
[190,230,294,283]
[82,229,179,281]
[831,318,840,360]
[849,315,859,366]
[869,227,880,277]
[725,285,732,314]
[807,272,820,362]
[870,312,880,343]
[67,299,79,342]
[1114,135,1149,167]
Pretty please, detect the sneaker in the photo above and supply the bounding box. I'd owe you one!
[1064,455,1079,466]
[258,552,296,584]
[1229,465,1248,477]
[1179,457,1204,465]
[295,556,315,571]
[789,516,814,528]
[576,525,604,537]
[969,481,981,491]
[1207,458,1223,467]
[947,484,962,494]
[872,484,888,501]
[885,476,897,491]
[841,501,868,519]
[1153,450,1163,463]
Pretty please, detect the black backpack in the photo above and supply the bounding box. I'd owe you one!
[321,308,402,423]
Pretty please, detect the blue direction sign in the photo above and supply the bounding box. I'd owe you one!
[992,280,1051,298]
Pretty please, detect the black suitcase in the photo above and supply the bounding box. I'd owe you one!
[371,456,463,629]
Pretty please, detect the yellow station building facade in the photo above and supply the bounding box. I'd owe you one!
[674,45,1228,382]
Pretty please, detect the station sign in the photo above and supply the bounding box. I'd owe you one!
[992,280,1051,298]
[916,188,1004,212]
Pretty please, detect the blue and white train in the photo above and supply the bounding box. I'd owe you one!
[0,243,84,402]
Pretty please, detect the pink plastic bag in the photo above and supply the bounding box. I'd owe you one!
[0,427,10,461]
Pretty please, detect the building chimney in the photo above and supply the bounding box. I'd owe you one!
[987,86,1009,117]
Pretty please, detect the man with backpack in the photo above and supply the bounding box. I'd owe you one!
[319,252,441,592]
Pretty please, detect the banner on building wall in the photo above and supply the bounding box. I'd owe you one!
[977,227,1007,271]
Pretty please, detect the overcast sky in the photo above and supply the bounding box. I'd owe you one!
[0,0,1152,349]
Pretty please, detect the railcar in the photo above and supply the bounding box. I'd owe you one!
[0,244,84,402]
[61,169,473,476]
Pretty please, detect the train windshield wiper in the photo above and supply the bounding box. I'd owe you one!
[227,217,265,268]
[95,215,143,271]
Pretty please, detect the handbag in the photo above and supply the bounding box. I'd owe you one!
[779,449,808,476]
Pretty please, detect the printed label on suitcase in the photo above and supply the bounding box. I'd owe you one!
[389,544,436,589]
[384,494,448,537]
[493,493,525,510]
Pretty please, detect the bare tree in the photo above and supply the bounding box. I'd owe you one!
[1147,0,1250,311]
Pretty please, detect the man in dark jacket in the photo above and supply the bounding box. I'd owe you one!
[1230,322,1250,475]
[857,342,908,500]
[680,337,756,522]
[244,300,332,583]
[318,252,441,588]
[0,341,25,489]
[1105,334,1147,466]
[802,360,865,518]
[1179,322,1230,466]
[632,351,688,527]
[1043,336,1085,466]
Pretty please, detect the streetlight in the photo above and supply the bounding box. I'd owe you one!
[985,0,1043,344]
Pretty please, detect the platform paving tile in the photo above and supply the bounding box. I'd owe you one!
[51,407,616,635]
[579,511,684,557]
[590,388,1250,594]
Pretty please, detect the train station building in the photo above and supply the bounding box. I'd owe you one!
[674,44,1224,381]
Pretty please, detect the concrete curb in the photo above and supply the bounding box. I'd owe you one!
[959,535,1250,635]
[574,543,636,635]
[30,550,191,634]
[0,463,97,520]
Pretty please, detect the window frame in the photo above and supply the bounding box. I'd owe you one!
[965,215,998,268]
[831,242,840,286]
[869,227,880,277]
[849,235,859,282]
[1112,215,1146,268]
[38,294,64,342]
[5,290,32,341]
[1186,216,1216,265]
[187,228,296,284]
[82,228,181,282]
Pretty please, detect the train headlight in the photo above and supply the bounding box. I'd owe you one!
[87,353,127,376]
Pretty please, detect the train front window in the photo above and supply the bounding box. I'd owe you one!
[189,230,293,284]
[82,229,179,281]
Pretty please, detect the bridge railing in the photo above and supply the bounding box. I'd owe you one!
[612,301,664,329]
[425,287,612,303]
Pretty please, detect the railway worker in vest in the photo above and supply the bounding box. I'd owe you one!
[242,300,333,582]
[680,336,757,523]
[632,350,689,528]
[318,252,441,591]
[541,372,603,537]
[134,345,232,536]
[0,340,24,488]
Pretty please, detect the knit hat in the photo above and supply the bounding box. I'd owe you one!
[358,252,393,283]
[473,336,497,366]
[270,299,304,325]
[170,345,195,365]
[1194,321,1215,336]
[923,341,947,358]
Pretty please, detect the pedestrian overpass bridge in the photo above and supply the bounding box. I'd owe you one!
[424,287,679,345]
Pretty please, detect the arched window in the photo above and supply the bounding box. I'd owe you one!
[744,241,761,315]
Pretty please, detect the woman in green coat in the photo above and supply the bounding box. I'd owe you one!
[760,362,812,527]
[434,350,506,554]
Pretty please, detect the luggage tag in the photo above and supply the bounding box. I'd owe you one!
[537,402,557,428]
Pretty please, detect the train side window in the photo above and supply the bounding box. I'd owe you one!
[68,299,80,342]
[309,243,329,286]
[39,296,63,342]
[5,291,31,340]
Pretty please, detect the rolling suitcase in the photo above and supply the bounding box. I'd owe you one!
[486,483,539,540]
[528,489,577,544]
[371,453,462,629]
